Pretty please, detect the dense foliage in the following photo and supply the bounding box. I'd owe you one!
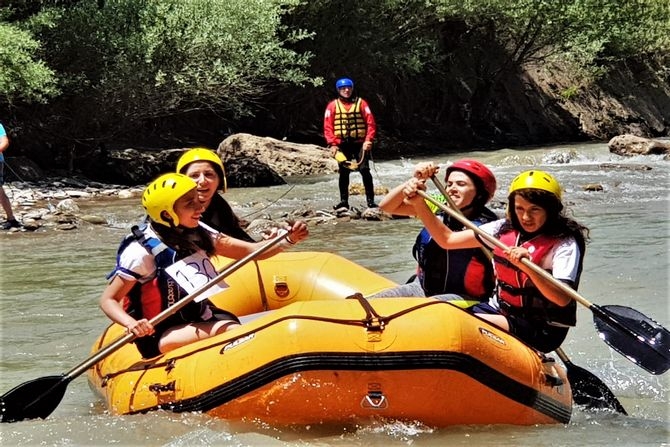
[0,0,668,168]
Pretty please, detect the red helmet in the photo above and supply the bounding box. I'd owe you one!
[445,159,497,203]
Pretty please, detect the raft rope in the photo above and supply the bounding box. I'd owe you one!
[97,298,449,379]
[238,183,296,220]
[2,160,26,182]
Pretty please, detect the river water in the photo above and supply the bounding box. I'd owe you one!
[0,141,668,446]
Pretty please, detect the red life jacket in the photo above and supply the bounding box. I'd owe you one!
[492,230,577,327]
[113,226,203,323]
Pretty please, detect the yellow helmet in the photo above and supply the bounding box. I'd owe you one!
[176,147,227,192]
[508,170,562,200]
[142,173,197,227]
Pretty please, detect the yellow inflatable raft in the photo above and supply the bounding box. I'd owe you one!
[87,251,571,426]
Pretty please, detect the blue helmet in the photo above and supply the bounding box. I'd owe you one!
[335,78,354,90]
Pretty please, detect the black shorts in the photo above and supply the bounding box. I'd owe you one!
[471,301,569,353]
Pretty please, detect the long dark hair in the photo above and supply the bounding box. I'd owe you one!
[500,189,590,245]
[151,221,216,257]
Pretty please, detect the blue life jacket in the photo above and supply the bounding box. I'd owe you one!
[412,208,498,299]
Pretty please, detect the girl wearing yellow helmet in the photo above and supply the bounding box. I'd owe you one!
[100,173,309,358]
[177,148,255,243]
[401,169,590,353]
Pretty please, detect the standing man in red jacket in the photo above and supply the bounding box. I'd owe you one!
[323,77,378,210]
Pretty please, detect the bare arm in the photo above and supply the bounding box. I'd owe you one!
[380,162,441,216]
[379,182,415,215]
[214,220,309,259]
[0,135,9,153]
[99,276,155,336]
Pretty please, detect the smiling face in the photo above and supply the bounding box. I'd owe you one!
[446,171,477,211]
[170,188,204,228]
[183,161,221,206]
[512,194,548,233]
[338,86,353,99]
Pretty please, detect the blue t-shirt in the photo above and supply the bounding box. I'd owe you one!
[0,123,5,162]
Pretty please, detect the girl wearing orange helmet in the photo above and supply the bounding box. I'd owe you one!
[401,169,590,353]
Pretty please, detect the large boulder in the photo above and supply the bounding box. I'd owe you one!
[608,134,670,159]
[79,147,184,185]
[217,133,338,178]
[9,134,340,188]
[3,156,44,182]
[224,156,286,187]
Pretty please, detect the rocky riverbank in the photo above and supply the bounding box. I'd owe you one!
[1,175,390,234]
[2,133,666,234]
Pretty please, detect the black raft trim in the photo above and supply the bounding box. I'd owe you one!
[130,350,571,423]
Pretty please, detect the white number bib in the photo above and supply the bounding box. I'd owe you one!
[164,251,228,303]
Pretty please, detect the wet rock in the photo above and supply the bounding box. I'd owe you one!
[81,215,108,225]
[349,183,390,196]
[23,209,49,220]
[56,199,80,214]
[361,207,392,221]
[20,220,42,231]
[599,163,652,171]
[118,190,136,199]
[542,149,578,164]
[56,223,78,231]
[245,218,279,237]
[583,183,604,192]
[224,156,286,187]
[608,134,670,158]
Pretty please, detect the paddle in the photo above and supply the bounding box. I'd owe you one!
[554,347,627,414]
[429,175,628,413]
[417,188,670,375]
[0,232,290,423]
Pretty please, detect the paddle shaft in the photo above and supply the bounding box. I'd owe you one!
[428,175,628,411]
[431,177,585,366]
[417,189,594,308]
[418,185,669,374]
[65,232,289,380]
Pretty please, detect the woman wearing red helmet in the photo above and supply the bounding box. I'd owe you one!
[371,159,498,300]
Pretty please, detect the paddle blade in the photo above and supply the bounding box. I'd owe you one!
[593,305,670,375]
[0,375,69,423]
[564,360,627,414]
